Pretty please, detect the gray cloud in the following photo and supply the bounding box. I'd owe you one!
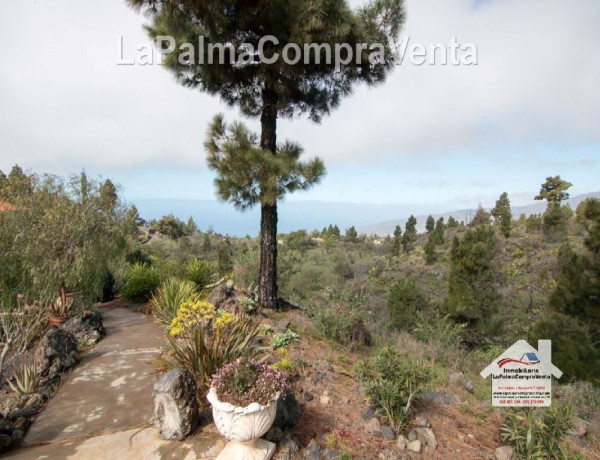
[0,0,599,176]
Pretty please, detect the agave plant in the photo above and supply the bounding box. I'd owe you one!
[8,361,40,397]
[150,278,201,327]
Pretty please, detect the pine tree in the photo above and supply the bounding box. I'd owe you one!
[469,205,491,227]
[535,175,573,203]
[491,192,513,238]
[402,215,417,253]
[202,233,211,253]
[387,279,426,331]
[423,240,436,265]
[391,225,402,256]
[425,215,435,233]
[332,225,341,238]
[345,226,358,243]
[128,0,406,310]
[446,225,500,344]
[433,217,445,244]
[187,216,198,235]
[535,176,573,240]
[447,216,459,228]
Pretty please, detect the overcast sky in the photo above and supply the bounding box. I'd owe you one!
[0,0,599,211]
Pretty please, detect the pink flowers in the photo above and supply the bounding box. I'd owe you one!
[211,359,290,407]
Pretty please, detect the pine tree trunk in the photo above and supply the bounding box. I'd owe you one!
[258,86,279,309]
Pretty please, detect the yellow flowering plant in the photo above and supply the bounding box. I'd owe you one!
[167,299,262,397]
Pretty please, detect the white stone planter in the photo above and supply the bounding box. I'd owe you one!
[207,387,278,460]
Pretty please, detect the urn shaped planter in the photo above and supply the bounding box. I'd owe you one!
[207,387,278,460]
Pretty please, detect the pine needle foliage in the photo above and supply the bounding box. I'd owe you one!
[204,114,325,210]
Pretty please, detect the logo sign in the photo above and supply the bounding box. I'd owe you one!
[480,340,562,407]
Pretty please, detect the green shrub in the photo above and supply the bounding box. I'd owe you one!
[150,278,201,326]
[387,279,426,332]
[270,330,300,349]
[355,346,432,431]
[500,406,572,460]
[186,259,214,292]
[526,214,543,233]
[313,289,371,348]
[122,263,160,302]
[414,312,466,348]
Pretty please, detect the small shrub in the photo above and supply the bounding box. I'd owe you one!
[500,406,572,460]
[122,263,160,302]
[168,300,261,395]
[355,346,432,431]
[270,330,300,349]
[414,312,466,348]
[186,259,214,292]
[273,357,294,372]
[8,361,40,397]
[210,358,289,407]
[150,278,201,326]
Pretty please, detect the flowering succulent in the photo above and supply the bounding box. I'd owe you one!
[169,300,236,337]
[211,359,290,407]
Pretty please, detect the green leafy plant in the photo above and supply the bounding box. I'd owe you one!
[150,278,201,326]
[500,406,573,460]
[122,263,160,302]
[8,360,40,397]
[355,347,432,431]
[168,300,262,396]
[186,259,214,293]
[270,330,300,350]
[273,356,294,372]
[240,297,257,314]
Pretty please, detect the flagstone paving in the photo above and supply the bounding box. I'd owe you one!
[6,302,224,459]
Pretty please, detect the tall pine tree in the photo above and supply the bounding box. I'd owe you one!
[491,192,513,238]
[128,0,406,308]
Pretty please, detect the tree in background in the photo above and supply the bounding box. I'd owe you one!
[423,240,436,265]
[433,217,445,245]
[345,226,358,243]
[402,215,417,253]
[491,192,513,238]
[217,239,234,276]
[425,215,435,233]
[469,205,491,227]
[0,167,134,305]
[535,176,573,240]
[129,0,406,309]
[535,175,573,203]
[447,216,459,228]
[445,225,501,344]
[187,216,198,235]
[387,279,426,331]
[391,225,402,256]
[151,214,189,240]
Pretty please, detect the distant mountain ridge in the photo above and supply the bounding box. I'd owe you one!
[357,192,600,236]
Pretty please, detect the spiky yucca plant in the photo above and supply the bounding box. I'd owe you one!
[150,278,201,327]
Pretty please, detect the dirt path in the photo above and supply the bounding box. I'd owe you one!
[6,303,224,459]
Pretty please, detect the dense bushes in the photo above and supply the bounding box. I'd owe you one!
[122,263,160,302]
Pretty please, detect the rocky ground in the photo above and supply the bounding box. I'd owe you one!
[3,297,599,459]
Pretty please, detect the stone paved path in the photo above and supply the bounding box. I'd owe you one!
[7,302,224,459]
